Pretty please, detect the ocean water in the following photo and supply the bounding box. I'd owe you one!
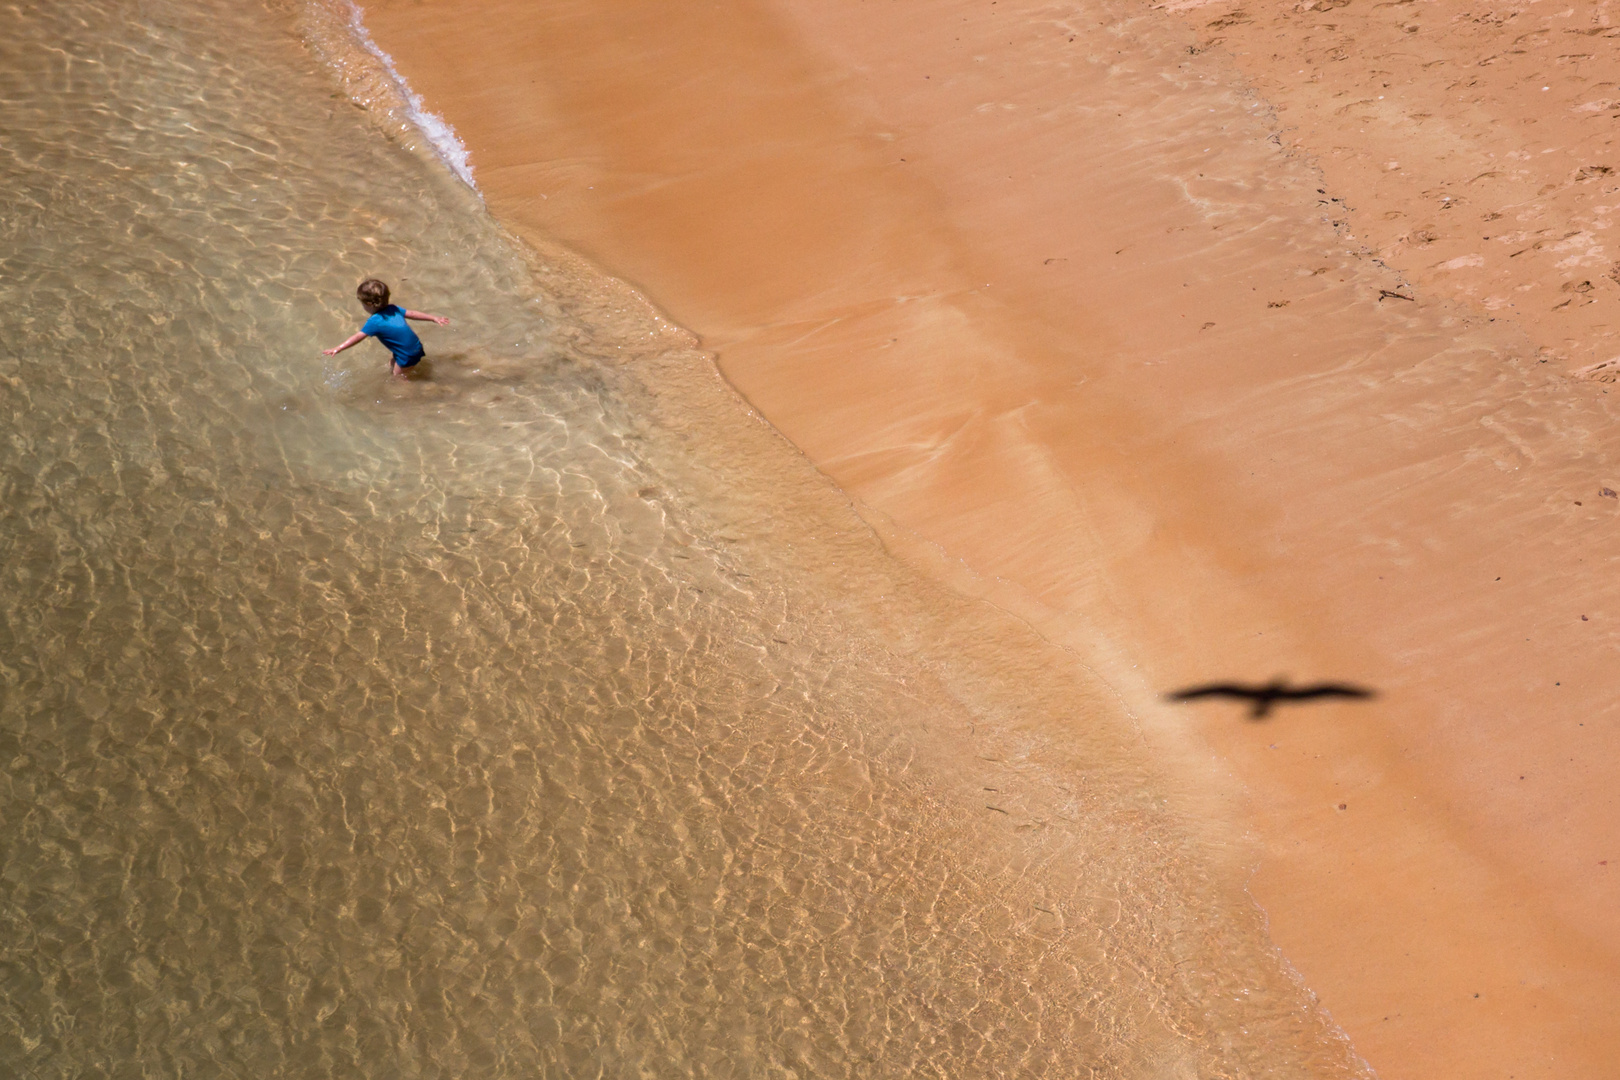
[0,1,1372,1077]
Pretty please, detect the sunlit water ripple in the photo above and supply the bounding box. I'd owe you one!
[0,2,1372,1076]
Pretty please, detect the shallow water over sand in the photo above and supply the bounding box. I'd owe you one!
[0,2,1370,1076]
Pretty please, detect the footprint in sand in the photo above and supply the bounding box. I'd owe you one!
[1573,357,1620,382]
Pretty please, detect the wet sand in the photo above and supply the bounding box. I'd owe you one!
[357,1,1620,1076]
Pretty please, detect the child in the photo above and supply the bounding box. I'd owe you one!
[324,278,450,375]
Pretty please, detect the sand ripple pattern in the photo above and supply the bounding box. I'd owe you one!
[0,2,1369,1077]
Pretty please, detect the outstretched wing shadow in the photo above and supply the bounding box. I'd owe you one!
[1166,678,1375,719]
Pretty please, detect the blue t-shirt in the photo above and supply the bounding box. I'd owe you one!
[361,304,425,365]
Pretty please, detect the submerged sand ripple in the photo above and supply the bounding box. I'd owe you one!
[0,2,1369,1076]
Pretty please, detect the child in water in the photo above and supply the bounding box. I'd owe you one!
[324,278,450,375]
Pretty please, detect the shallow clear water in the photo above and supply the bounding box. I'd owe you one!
[0,2,1371,1076]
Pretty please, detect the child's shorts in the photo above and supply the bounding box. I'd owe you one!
[393,352,424,369]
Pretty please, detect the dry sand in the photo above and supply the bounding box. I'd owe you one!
[356,1,1620,1075]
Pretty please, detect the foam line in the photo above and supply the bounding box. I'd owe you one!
[343,1,477,191]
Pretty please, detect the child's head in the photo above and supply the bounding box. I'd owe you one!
[356,278,390,313]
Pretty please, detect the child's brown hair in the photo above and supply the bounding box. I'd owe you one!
[356,278,390,312]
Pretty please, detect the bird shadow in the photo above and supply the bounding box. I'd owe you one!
[1164,678,1376,720]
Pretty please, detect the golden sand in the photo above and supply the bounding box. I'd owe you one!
[358,2,1620,1075]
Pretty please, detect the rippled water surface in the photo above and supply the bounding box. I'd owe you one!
[0,2,1372,1077]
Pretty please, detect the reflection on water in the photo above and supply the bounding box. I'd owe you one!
[0,1,1369,1076]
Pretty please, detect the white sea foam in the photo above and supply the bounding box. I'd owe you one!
[341,1,477,191]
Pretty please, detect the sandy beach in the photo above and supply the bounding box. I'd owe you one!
[357,1,1620,1075]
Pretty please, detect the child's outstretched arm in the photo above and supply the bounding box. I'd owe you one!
[324,332,367,356]
[403,310,450,326]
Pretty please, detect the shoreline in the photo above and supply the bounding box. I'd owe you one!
[353,1,1620,1075]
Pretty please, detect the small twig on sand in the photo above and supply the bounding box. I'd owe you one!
[1378,289,1415,302]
